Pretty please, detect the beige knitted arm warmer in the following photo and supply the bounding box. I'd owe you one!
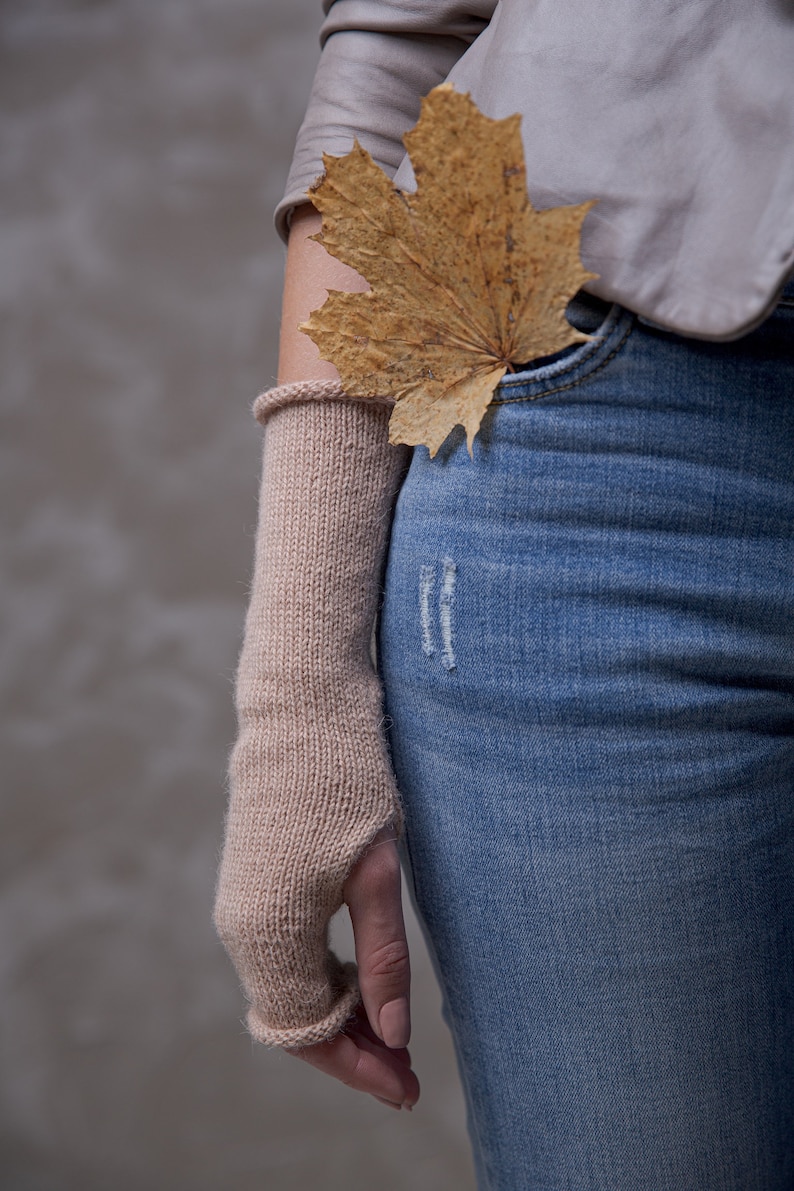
[214,382,411,1048]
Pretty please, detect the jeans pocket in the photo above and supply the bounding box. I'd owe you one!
[492,291,634,405]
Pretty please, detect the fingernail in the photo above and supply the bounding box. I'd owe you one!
[403,1102,413,1113]
[379,998,410,1049]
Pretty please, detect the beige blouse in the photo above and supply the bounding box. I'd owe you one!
[276,0,794,340]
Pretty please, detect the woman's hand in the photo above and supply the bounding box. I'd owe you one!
[287,830,420,1110]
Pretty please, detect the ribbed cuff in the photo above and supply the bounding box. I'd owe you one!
[253,381,394,428]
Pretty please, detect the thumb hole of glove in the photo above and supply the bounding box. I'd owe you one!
[344,827,411,1051]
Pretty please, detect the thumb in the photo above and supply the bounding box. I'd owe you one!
[344,829,411,1051]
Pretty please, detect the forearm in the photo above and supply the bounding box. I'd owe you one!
[277,203,368,384]
[215,203,412,1049]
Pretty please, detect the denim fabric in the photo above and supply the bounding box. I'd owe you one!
[378,287,794,1190]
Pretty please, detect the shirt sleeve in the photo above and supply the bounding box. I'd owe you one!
[275,0,495,240]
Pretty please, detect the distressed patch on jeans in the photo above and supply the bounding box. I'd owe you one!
[419,564,436,656]
[439,558,457,672]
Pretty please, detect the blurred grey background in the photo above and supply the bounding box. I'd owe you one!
[0,1,474,1187]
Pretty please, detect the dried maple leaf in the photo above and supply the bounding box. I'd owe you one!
[301,83,597,457]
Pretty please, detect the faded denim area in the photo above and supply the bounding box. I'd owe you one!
[379,288,794,1190]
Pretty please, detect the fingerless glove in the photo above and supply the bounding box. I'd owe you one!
[214,382,410,1048]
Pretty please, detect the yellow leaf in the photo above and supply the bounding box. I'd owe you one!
[301,83,597,458]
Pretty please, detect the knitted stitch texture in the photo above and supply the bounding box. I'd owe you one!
[214,384,410,1048]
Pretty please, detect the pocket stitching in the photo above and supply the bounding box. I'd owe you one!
[492,315,634,406]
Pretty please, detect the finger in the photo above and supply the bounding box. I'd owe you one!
[288,1020,420,1108]
[345,833,411,1049]
[332,1015,420,1106]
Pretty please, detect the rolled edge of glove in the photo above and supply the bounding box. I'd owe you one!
[252,378,394,425]
[214,381,411,1049]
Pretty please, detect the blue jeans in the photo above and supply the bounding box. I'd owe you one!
[378,285,794,1190]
